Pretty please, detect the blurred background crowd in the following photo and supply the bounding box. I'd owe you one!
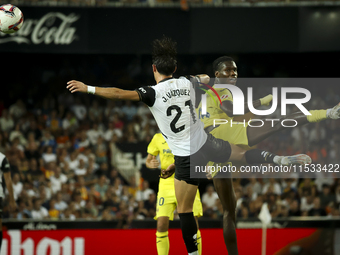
[1,52,340,228]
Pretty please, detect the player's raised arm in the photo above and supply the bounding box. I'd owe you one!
[66,80,140,101]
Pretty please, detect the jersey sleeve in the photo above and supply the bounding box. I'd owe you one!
[147,134,160,156]
[135,86,156,107]
[1,157,11,173]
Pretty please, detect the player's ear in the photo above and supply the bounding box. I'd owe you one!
[173,66,177,73]
[152,64,157,73]
[215,70,219,77]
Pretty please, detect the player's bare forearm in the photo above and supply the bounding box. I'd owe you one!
[67,80,140,101]
[146,154,159,169]
[4,172,15,203]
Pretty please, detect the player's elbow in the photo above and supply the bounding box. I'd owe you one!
[198,74,210,85]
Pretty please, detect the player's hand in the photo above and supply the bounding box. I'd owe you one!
[150,156,160,168]
[260,94,273,106]
[160,163,175,179]
[8,201,17,213]
[67,80,87,93]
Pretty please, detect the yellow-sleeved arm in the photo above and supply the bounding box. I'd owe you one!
[147,133,161,156]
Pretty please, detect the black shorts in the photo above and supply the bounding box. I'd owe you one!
[174,133,232,186]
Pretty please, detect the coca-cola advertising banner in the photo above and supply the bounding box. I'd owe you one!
[0,7,88,53]
[1,228,339,255]
[3,7,340,54]
[0,7,190,54]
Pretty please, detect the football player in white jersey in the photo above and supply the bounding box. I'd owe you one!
[0,152,16,252]
[67,36,311,255]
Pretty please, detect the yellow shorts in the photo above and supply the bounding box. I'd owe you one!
[154,189,203,220]
[208,122,250,178]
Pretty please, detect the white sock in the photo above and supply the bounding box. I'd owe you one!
[189,251,199,255]
[273,156,282,165]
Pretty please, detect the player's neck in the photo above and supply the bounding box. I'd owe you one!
[155,74,173,84]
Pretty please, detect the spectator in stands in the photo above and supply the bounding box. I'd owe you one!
[202,185,219,217]
[55,191,68,211]
[12,173,23,201]
[94,136,108,164]
[136,180,154,202]
[48,199,60,219]
[9,123,27,145]
[62,111,78,131]
[25,120,42,141]
[50,166,68,194]
[40,130,57,150]
[262,178,281,196]
[300,191,315,213]
[42,146,57,164]
[89,100,104,122]
[319,184,335,209]
[73,191,86,210]
[61,208,76,221]
[0,109,14,132]
[143,193,156,218]
[61,183,72,204]
[87,123,104,146]
[308,197,326,216]
[121,101,137,122]
[25,140,41,162]
[9,99,26,121]
[288,200,301,217]
[95,174,109,200]
[46,110,61,134]
[71,98,87,121]
[31,198,49,219]
[74,158,87,176]
[16,200,32,219]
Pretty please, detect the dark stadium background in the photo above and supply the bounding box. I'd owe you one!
[1,2,340,255]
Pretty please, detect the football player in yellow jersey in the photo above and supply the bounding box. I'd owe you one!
[196,56,340,254]
[146,133,203,255]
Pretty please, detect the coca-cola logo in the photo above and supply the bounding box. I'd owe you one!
[0,12,79,45]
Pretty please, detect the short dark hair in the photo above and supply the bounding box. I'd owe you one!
[152,36,177,76]
[213,56,234,72]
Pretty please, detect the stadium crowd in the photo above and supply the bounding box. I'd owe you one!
[1,54,340,228]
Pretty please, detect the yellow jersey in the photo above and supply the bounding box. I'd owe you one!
[197,87,233,129]
[147,133,175,190]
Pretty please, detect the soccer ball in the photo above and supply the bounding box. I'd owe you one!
[0,4,24,34]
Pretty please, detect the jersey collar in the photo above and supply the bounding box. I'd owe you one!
[158,77,173,83]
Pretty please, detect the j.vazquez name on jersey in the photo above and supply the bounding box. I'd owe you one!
[162,89,190,103]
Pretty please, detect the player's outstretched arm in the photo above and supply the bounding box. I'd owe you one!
[220,94,273,117]
[67,80,140,101]
[4,171,17,212]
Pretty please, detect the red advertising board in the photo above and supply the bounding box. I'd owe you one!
[1,228,318,255]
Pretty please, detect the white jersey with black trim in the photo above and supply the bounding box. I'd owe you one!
[0,152,10,198]
[136,77,207,156]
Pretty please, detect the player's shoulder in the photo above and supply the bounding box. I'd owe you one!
[153,132,163,139]
[214,87,232,94]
